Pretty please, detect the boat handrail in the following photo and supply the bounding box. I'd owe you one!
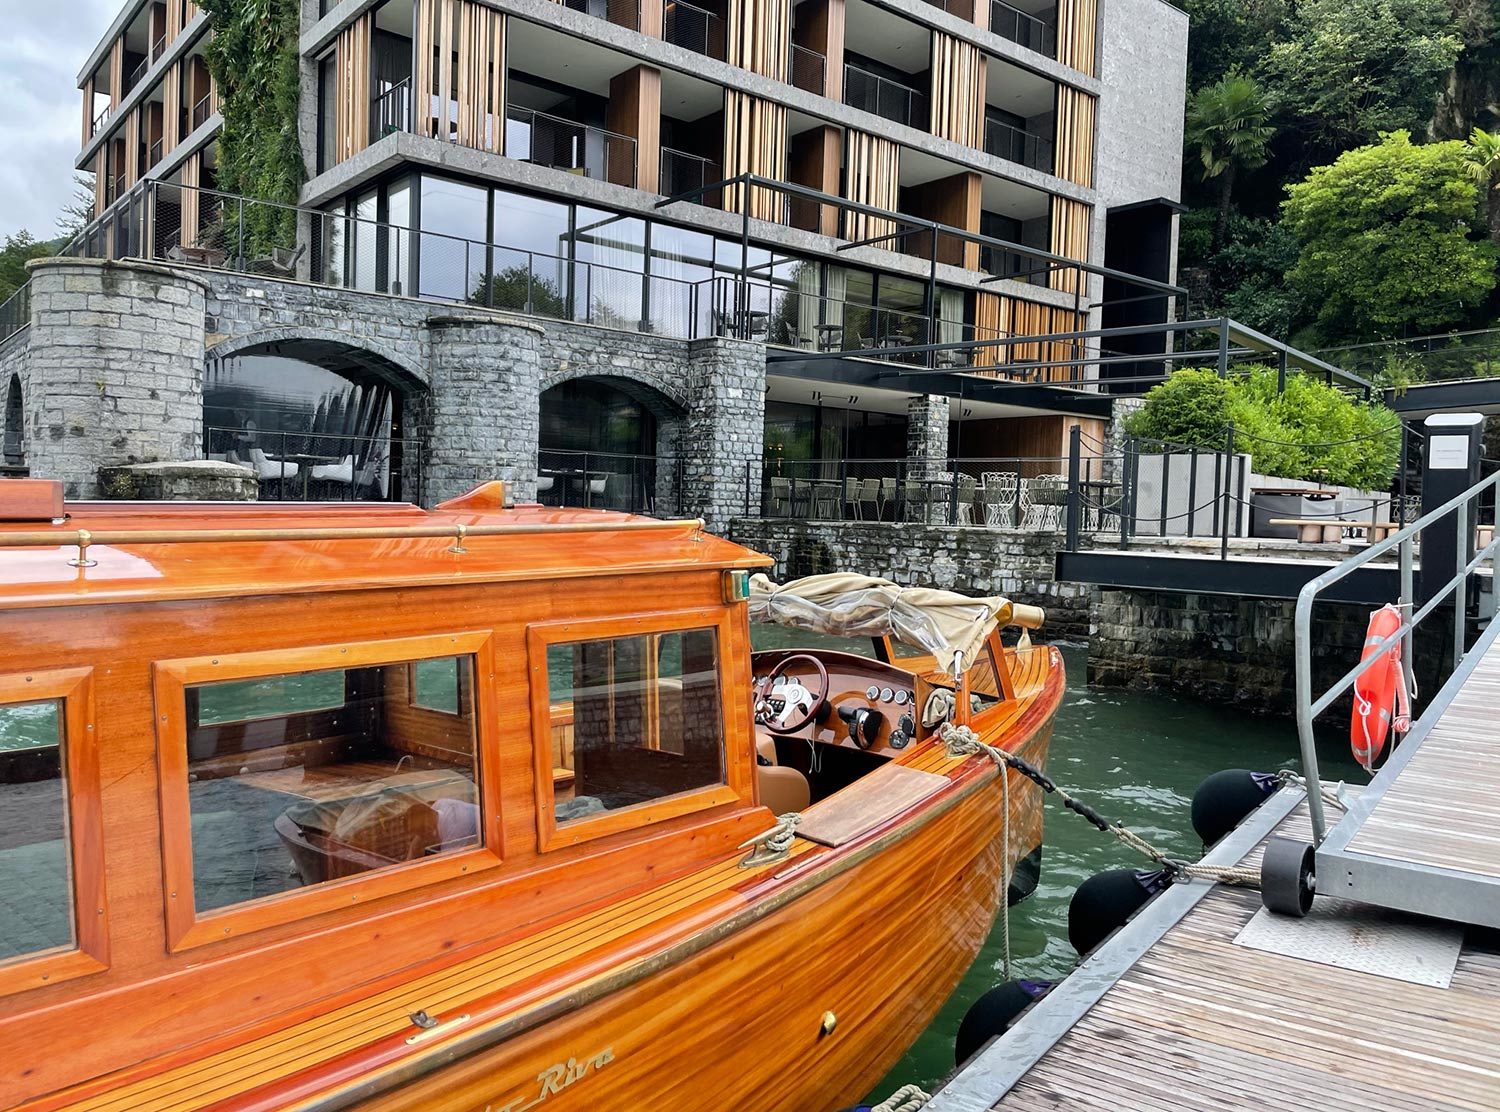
[1293,467,1500,843]
[0,517,708,566]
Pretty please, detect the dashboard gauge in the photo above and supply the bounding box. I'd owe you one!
[893,690,910,706]
[880,687,894,703]
[866,685,881,701]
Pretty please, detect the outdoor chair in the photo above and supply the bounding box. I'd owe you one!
[1020,474,1068,531]
[812,483,839,520]
[981,472,1018,527]
[859,478,882,520]
[768,477,792,516]
[251,244,307,277]
[900,480,926,522]
[844,477,863,520]
[247,447,299,484]
[954,475,979,526]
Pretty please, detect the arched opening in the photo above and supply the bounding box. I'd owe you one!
[204,339,423,502]
[538,377,684,513]
[2,375,23,473]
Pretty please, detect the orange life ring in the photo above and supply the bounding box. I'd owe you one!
[1350,604,1411,771]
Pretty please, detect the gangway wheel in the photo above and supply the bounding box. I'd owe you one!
[1261,837,1315,917]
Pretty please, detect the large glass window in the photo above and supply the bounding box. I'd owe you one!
[182,655,480,914]
[490,191,572,316]
[649,224,715,338]
[0,700,72,963]
[545,628,724,826]
[420,177,490,302]
[573,208,646,331]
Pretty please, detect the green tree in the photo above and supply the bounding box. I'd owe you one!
[0,232,55,303]
[1123,369,1232,447]
[1281,131,1497,341]
[1463,126,1500,243]
[1185,74,1277,252]
[1179,0,1291,89]
[1259,0,1463,159]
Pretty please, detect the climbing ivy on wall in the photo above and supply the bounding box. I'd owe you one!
[198,0,304,250]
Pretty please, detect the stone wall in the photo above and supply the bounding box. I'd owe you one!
[728,518,1093,642]
[683,338,765,534]
[906,395,950,479]
[25,259,207,498]
[1089,588,1454,719]
[0,329,29,467]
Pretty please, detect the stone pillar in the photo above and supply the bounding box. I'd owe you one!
[906,394,950,479]
[25,257,207,498]
[424,315,543,505]
[683,337,765,535]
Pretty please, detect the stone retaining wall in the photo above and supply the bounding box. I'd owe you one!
[728,518,1094,642]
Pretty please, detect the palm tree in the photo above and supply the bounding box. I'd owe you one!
[1462,127,1500,245]
[1185,74,1276,253]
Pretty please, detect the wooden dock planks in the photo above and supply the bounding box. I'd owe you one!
[978,805,1500,1111]
[1346,640,1500,876]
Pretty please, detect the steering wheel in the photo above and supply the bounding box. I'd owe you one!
[758,653,831,733]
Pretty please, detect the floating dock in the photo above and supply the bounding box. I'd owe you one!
[928,620,1500,1111]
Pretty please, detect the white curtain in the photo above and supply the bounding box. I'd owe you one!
[824,266,848,344]
[794,262,821,350]
[938,288,965,347]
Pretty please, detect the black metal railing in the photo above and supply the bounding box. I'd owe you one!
[984,117,1053,174]
[505,107,637,188]
[844,64,929,130]
[126,57,149,94]
[91,105,111,139]
[789,43,826,95]
[372,77,411,141]
[660,148,722,202]
[561,0,642,29]
[753,456,1097,527]
[0,282,30,344]
[663,0,727,59]
[192,94,212,130]
[148,139,163,167]
[204,426,417,503]
[538,449,685,516]
[990,0,1056,56]
[151,33,167,62]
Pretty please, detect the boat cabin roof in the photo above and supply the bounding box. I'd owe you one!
[0,482,770,610]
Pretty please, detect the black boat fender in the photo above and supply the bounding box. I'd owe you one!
[1067,867,1171,956]
[1191,769,1281,847]
[955,979,1056,1066]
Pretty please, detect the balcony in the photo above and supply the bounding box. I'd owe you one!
[372,77,412,142]
[990,0,1056,57]
[560,0,642,30]
[789,44,826,95]
[125,56,149,96]
[663,0,727,60]
[660,148,722,200]
[505,107,638,188]
[151,33,167,63]
[148,139,163,167]
[984,117,1053,174]
[192,93,212,131]
[843,64,928,130]
[91,105,112,140]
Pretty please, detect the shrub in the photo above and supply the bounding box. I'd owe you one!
[1125,366,1401,488]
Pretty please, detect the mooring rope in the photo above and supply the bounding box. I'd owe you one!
[938,723,1263,888]
[1000,757,1012,981]
[737,812,803,868]
[869,1084,932,1112]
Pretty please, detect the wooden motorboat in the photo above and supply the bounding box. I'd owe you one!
[0,479,1062,1112]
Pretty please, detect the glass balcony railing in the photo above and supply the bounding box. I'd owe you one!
[990,0,1057,57]
[663,0,727,60]
[505,107,638,188]
[984,117,1054,174]
[843,64,929,131]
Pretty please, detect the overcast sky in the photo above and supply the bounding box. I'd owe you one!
[0,1,119,242]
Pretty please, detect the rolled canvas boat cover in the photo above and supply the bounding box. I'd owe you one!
[747,572,1018,673]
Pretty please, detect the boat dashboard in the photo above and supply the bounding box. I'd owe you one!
[750,648,924,756]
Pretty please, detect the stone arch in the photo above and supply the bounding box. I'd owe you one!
[2,374,23,468]
[205,327,429,392]
[539,365,691,418]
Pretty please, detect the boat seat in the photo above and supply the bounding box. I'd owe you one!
[755,734,810,815]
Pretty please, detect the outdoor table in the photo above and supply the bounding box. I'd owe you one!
[815,324,845,352]
[281,453,340,500]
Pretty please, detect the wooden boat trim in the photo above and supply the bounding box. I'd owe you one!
[0,667,109,999]
[219,654,1062,1112]
[151,631,507,952]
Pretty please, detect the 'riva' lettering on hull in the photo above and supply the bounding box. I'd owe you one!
[482,1048,616,1112]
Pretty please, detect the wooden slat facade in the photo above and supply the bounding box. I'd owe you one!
[971,292,1084,379]
[608,66,661,193]
[929,34,985,149]
[842,129,900,242]
[728,0,791,82]
[788,124,842,235]
[1053,86,1096,188]
[161,64,181,154]
[416,0,506,154]
[794,0,845,101]
[335,15,372,163]
[1048,197,1091,294]
[722,91,788,222]
[1055,0,1097,76]
[179,151,201,247]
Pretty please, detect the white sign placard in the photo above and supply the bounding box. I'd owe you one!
[1429,435,1471,470]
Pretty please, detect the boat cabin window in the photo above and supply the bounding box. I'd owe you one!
[0,699,72,962]
[544,628,725,828]
[180,654,481,914]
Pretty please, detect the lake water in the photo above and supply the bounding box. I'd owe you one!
[863,644,1364,1103]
